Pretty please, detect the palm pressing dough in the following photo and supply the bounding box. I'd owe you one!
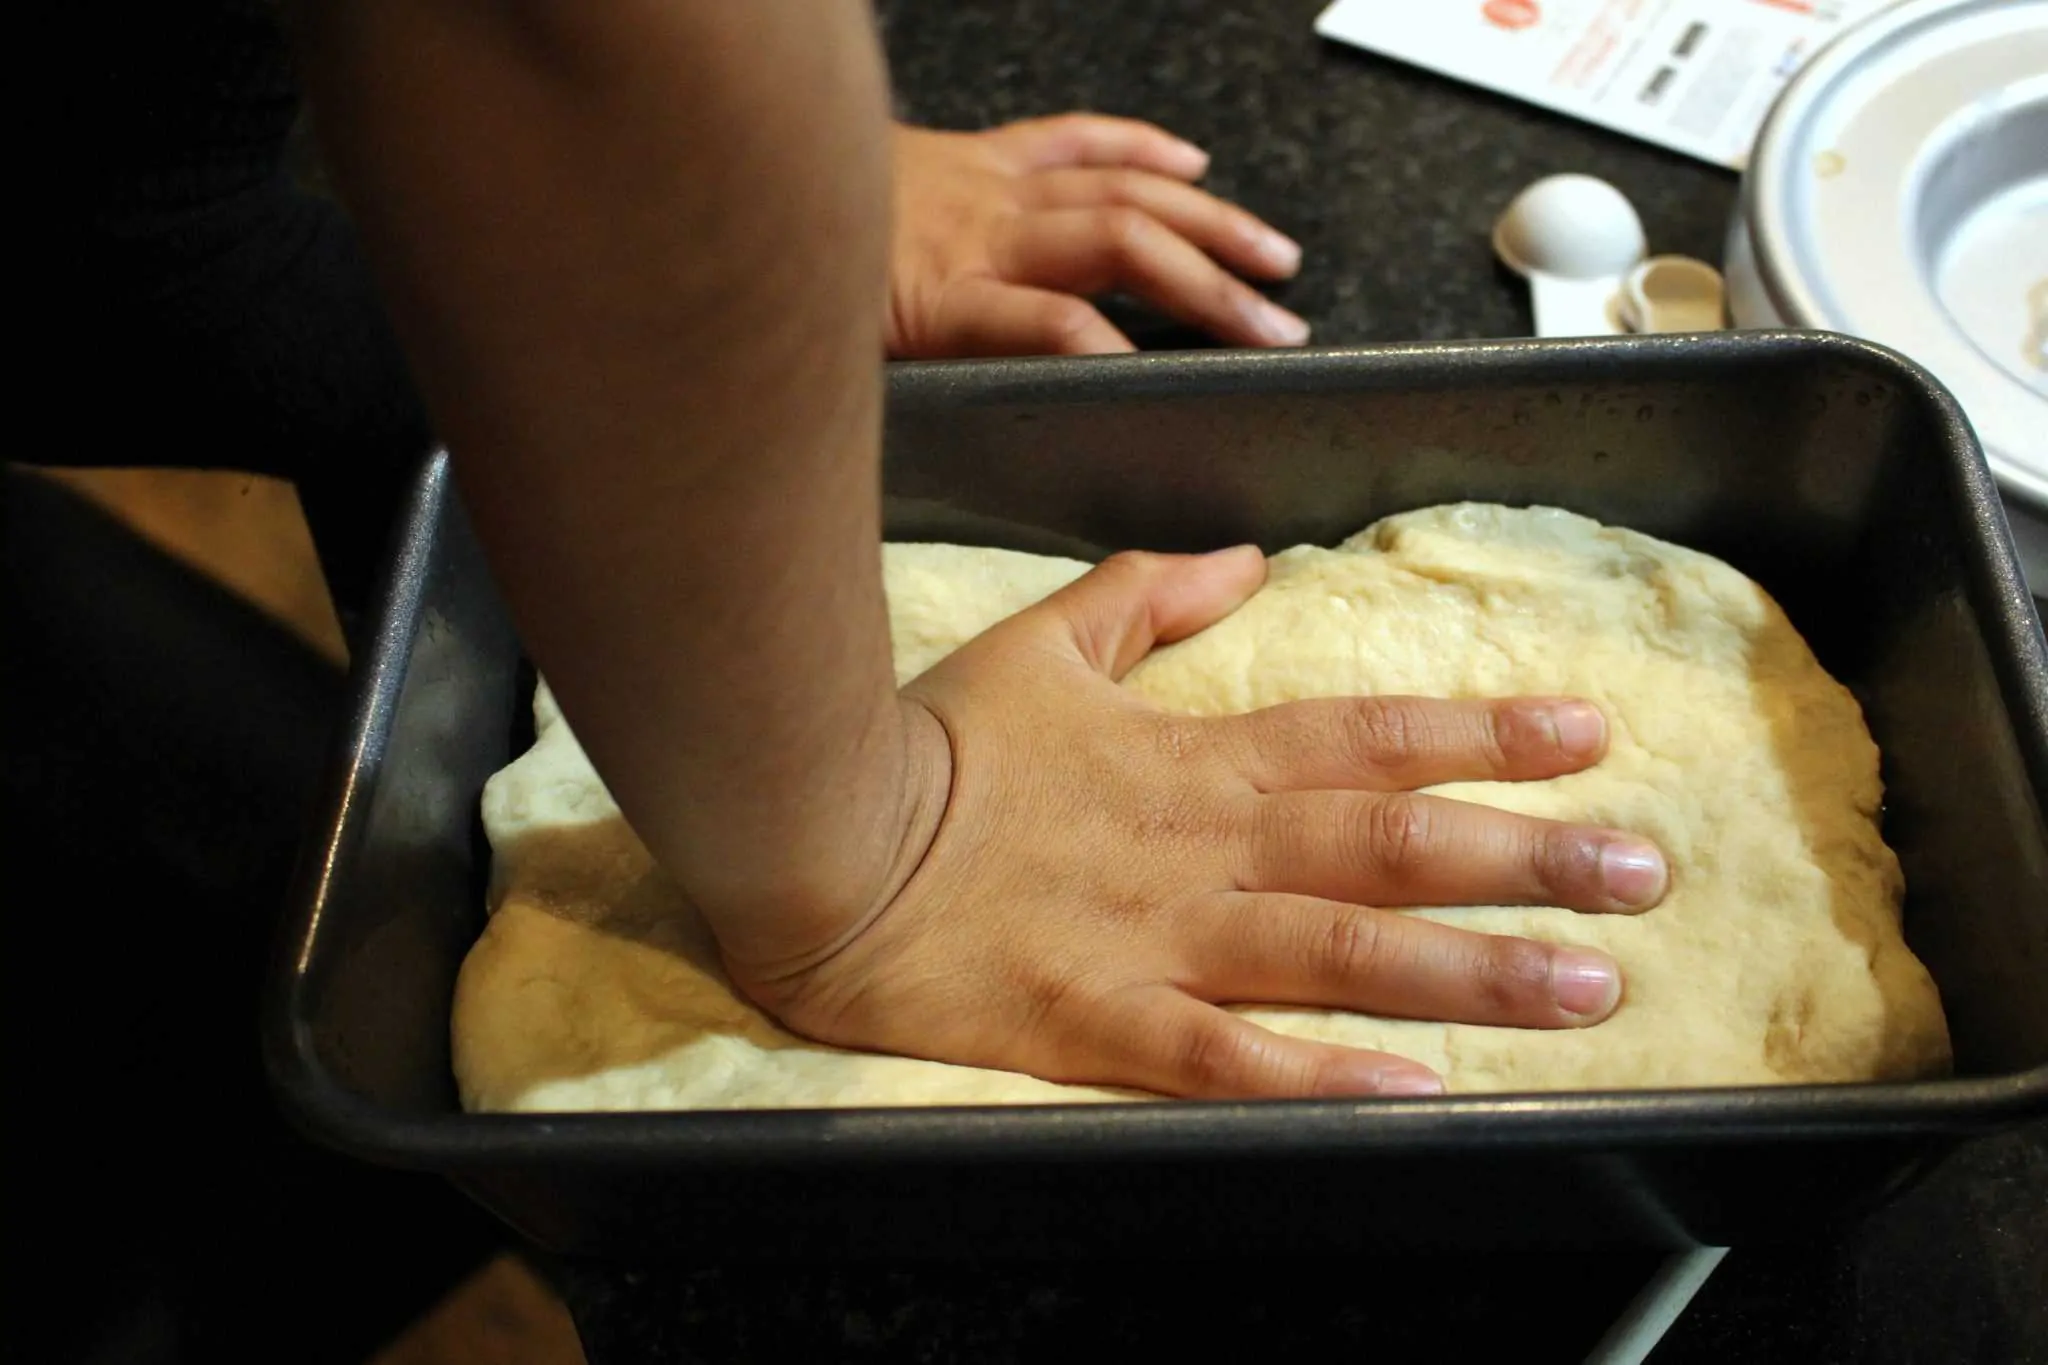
[452,504,1951,1112]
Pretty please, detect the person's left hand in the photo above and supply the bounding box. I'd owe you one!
[887,115,1310,358]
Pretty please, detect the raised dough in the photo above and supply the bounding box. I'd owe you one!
[452,503,1951,1112]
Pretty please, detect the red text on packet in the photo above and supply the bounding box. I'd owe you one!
[1484,0,1542,30]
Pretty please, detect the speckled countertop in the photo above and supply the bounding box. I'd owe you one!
[558,3,2048,1361]
[878,0,1740,347]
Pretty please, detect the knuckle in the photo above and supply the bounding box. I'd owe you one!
[1475,708,1516,770]
[1174,1018,1259,1093]
[1099,205,1155,257]
[1003,114,1059,146]
[1018,964,1090,1035]
[1211,272,1257,314]
[1096,170,1143,206]
[1130,738,1235,847]
[1090,890,1152,930]
[1485,701,1548,767]
[1150,715,1209,765]
[1317,910,1391,986]
[1130,786,1205,843]
[1345,698,1427,769]
[1468,935,1556,1017]
[1531,823,1603,897]
[1093,548,1160,586]
[1361,793,1435,879]
[1040,295,1103,347]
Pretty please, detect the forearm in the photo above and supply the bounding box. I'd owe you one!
[295,0,915,964]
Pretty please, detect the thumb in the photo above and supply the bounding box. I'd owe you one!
[1019,545,1267,680]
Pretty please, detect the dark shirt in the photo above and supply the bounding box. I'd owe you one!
[51,0,430,611]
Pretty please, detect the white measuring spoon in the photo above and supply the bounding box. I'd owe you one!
[1492,174,1648,337]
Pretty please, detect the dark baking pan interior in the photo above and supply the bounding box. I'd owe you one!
[267,332,2048,1257]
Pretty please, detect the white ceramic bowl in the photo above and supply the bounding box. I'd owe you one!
[1725,0,2048,591]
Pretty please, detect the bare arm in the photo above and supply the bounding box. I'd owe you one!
[298,0,932,969]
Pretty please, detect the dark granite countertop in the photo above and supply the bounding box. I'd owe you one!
[559,2,2048,1360]
[880,0,1741,348]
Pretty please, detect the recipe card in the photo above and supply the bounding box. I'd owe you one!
[1314,0,1901,169]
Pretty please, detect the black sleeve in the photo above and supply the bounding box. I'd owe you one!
[45,0,433,612]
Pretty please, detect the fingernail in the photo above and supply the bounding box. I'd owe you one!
[1548,702,1606,760]
[1203,543,1264,564]
[1375,1066,1446,1096]
[1258,229,1304,275]
[1171,138,1212,174]
[1253,300,1311,346]
[1599,839,1668,907]
[1550,948,1622,1020]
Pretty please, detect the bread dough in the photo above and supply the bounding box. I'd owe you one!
[452,503,1951,1112]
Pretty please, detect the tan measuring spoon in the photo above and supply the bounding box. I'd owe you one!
[1617,256,1728,333]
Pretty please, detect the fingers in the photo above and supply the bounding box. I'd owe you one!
[1006,548,1269,680]
[1193,893,1624,1029]
[1022,168,1301,279]
[993,208,1310,348]
[912,278,1136,357]
[992,113,1211,180]
[1094,988,1446,1098]
[1245,791,1669,914]
[1225,695,1609,793]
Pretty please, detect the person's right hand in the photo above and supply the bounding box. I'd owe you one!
[723,546,1670,1099]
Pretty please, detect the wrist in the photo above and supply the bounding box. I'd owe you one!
[715,693,954,997]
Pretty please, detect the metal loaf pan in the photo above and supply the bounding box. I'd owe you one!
[267,333,2048,1258]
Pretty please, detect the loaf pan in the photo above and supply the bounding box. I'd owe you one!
[267,332,2048,1257]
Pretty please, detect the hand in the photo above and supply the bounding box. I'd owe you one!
[726,547,1670,1099]
[886,115,1310,358]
